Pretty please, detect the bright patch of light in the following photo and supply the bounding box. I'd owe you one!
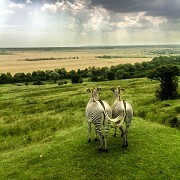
[84,7,110,31]
[26,0,32,4]
[41,4,57,14]
[8,2,25,9]
[145,16,167,26]
[0,9,15,15]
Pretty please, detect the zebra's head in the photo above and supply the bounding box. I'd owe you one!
[110,87,125,100]
[87,87,101,102]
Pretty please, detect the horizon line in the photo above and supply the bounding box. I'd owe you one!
[0,44,180,49]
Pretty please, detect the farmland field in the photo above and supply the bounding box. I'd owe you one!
[1,45,180,75]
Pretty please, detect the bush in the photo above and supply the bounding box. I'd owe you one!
[71,73,83,84]
[91,75,99,82]
[33,80,43,86]
[169,116,180,128]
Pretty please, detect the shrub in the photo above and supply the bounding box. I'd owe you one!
[169,116,180,128]
[91,75,99,82]
[33,80,43,86]
[71,73,83,83]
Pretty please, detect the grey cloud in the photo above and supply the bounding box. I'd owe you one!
[90,0,180,19]
[9,0,180,19]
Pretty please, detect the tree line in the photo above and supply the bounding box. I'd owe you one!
[0,55,180,85]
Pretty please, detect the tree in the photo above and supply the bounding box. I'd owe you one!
[91,75,99,82]
[71,73,83,83]
[55,68,67,79]
[0,73,13,84]
[106,70,115,80]
[13,73,26,83]
[36,70,47,81]
[115,69,126,79]
[49,71,60,83]
[147,65,180,100]
[25,73,32,82]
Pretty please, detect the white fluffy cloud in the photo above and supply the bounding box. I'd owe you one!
[26,0,32,4]
[40,0,168,33]
[41,4,57,13]
[8,2,25,9]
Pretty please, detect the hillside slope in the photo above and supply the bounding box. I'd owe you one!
[0,78,179,179]
[1,117,180,179]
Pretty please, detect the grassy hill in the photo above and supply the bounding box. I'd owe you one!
[0,78,180,179]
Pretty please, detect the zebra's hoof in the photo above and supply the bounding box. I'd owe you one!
[94,138,98,142]
[122,144,128,148]
[104,149,108,152]
[88,139,91,143]
[98,148,104,152]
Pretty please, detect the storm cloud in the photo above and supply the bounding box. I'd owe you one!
[0,0,179,47]
[91,0,180,19]
[10,0,180,20]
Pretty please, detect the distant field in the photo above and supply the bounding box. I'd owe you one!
[0,45,180,74]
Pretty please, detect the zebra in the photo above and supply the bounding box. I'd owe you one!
[86,87,123,152]
[110,87,133,147]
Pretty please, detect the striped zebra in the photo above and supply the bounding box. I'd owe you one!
[110,87,133,147]
[86,87,122,152]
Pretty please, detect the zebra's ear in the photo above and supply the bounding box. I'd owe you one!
[117,86,121,94]
[97,87,101,91]
[118,86,125,92]
[110,87,115,92]
[86,88,91,93]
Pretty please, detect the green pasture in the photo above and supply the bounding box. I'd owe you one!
[0,78,180,179]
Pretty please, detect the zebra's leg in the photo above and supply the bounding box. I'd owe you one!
[94,127,98,142]
[113,128,117,137]
[104,126,109,152]
[124,121,129,147]
[96,128,104,152]
[119,126,125,137]
[98,134,104,152]
[124,130,128,147]
[119,126,126,147]
[120,125,128,147]
[88,122,92,143]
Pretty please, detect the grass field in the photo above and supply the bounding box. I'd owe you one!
[2,45,178,75]
[0,78,180,179]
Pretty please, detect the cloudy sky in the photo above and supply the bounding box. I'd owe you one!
[0,0,180,47]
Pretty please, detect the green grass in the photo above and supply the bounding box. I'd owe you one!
[0,78,180,179]
[1,119,180,179]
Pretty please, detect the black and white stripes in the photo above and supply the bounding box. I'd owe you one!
[86,87,132,151]
[110,87,133,147]
[86,88,112,152]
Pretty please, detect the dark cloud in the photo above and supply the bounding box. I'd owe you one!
[90,0,180,19]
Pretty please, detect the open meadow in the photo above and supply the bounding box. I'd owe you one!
[0,78,180,179]
[1,45,180,75]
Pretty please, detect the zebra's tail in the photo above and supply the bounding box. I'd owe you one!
[98,99,125,128]
[105,111,125,128]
